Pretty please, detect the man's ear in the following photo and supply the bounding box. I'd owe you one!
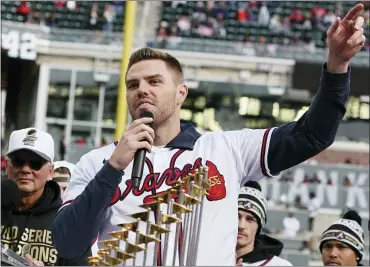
[176,83,188,106]
[48,164,54,180]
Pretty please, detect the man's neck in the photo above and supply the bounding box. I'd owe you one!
[153,115,181,147]
[18,189,44,210]
[236,243,254,259]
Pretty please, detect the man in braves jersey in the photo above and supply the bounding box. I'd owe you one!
[52,4,366,266]
[236,181,292,266]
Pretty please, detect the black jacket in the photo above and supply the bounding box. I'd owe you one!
[1,180,90,266]
[239,234,284,264]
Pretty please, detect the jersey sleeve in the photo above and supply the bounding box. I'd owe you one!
[61,153,97,210]
[222,127,276,184]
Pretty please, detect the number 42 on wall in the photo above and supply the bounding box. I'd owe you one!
[1,30,37,61]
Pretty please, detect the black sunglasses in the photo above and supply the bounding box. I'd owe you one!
[9,157,47,171]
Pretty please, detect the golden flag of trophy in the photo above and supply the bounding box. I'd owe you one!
[88,166,209,266]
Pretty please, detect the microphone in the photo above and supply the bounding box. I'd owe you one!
[1,179,21,208]
[131,111,154,190]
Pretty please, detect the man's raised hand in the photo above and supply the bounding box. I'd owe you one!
[326,3,366,73]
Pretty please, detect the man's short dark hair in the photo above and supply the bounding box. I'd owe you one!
[54,167,71,176]
[126,47,184,84]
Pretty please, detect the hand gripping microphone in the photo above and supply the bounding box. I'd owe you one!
[131,111,154,190]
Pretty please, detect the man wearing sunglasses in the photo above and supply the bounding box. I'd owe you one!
[1,128,88,266]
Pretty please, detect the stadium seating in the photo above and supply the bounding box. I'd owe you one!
[158,1,369,49]
[1,1,125,32]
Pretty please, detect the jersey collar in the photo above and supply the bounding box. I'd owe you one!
[165,123,201,150]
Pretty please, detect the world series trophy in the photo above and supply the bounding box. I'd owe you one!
[88,166,209,266]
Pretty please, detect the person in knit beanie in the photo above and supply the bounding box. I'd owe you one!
[236,181,292,266]
[320,210,365,266]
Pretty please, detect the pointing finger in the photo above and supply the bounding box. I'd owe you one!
[343,3,364,21]
[327,17,341,38]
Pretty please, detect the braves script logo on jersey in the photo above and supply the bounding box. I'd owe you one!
[109,149,226,205]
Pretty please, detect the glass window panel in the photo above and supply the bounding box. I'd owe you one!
[73,71,99,122]
[47,69,71,119]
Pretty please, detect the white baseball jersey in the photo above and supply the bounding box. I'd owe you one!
[62,126,275,265]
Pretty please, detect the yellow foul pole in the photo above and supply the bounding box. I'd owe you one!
[115,0,137,140]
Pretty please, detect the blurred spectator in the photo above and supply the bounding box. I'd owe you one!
[306,191,321,232]
[294,196,306,209]
[16,0,30,21]
[89,3,99,30]
[283,212,300,238]
[215,1,227,17]
[237,6,248,22]
[258,2,270,26]
[112,0,124,15]
[312,5,326,18]
[55,0,65,9]
[193,1,207,22]
[323,10,336,27]
[214,14,226,37]
[157,24,168,46]
[248,0,258,9]
[66,1,77,12]
[335,2,344,17]
[269,14,283,32]
[164,25,182,49]
[302,12,313,30]
[343,176,352,187]
[103,3,115,32]
[205,1,215,17]
[177,15,191,33]
[281,16,291,33]
[290,8,305,25]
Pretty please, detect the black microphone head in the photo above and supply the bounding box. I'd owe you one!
[140,111,154,119]
[140,111,154,128]
[1,179,21,208]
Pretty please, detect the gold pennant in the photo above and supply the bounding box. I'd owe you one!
[139,200,162,211]
[149,223,170,235]
[172,202,192,214]
[87,256,102,266]
[98,239,120,248]
[104,255,123,266]
[107,230,129,240]
[127,211,150,221]
[125,242,146,254]
[136,232,161,244]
